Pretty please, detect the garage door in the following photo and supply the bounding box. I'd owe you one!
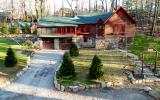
[59,38,72,50]
[42,38,54,49]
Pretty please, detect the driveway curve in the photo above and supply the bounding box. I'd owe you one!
[0,50,155,100]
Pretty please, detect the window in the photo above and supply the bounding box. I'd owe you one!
[114,24,125,33]
[81,26,84,32]
[86,26,90,32]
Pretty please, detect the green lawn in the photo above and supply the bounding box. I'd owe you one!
[57,49,130,86]
[128,35,160,64]
[0,38,28,78]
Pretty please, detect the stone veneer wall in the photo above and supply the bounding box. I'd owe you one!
[95,37,109,49]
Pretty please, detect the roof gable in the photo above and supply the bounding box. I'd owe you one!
[104,7,136,24]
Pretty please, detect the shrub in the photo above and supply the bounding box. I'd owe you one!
[69,42,79,57]
[89,55,104,79]
[9,25,20,34]
[1,23,9,34]
[59,52,75,77]
[4,48,17,67]
[32,29,37,34]
[24,23,31,34]
[22,40,33,47]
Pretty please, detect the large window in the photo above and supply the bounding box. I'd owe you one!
[113,24,125,33]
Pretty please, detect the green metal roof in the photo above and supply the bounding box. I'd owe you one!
[0,12,11,16]
[39,34,73,38]
[38,12,113,27]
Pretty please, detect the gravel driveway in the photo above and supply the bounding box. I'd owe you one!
[0,50,155,100]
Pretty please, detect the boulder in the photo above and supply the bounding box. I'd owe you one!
[106,82,112,87]
[56,84,61,90]
[69,86,79,92]
[78,85,85,91]
[60,85,65,91]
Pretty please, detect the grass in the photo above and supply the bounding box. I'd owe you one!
[128,35,160,64]
[0,38,28,78]
[57,49,130,86]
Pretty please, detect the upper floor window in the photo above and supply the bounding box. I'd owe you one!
[113,24,126,33]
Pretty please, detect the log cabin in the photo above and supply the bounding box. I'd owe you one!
[37,7,136,50]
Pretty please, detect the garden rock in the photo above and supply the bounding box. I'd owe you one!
[70,86,79,92]
[56,84,61,90]
[78,85,85,91]
[106,82,112,87]
[60,85,65,91]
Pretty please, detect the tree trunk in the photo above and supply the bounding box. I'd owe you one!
[35,0,39,19]
[67,0,75,17]
[151,0,158,36]
[89,0,91,12]
[104,0,107,12]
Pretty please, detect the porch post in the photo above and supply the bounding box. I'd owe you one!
[65,27,67,34]
[70,27,72,33]
[74,26,76,34]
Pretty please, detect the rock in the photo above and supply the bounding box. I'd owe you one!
[89,85,96,88]
[138,80,142,84]
[100,82,106,88]
[113,82,119,86]
[141,86,152,93]
[106,82,112,87]
[60,85,65,91]
[85,85,89,90]
[65,86,72,92]
[71,86,79,92]
[78,85,85,91]
[56,84,61,90]
[119,82,123,85]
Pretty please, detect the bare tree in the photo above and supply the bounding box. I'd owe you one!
[67,0,75,16]
[104,0,108,12]
[89,0,91,12]
[151,0,159,36]
[94,0,98,11]
[100,0,105,12]
[62,0,64,16]
[35,0,39,19]
[110,0,115,11]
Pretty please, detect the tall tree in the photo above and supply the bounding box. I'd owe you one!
[151,0,159,36]
[35,0,39,19]
[67,0,75,17]
[89,0,91,12]
[104,0,108,12]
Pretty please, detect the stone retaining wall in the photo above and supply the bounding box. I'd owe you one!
[54,80,123,92]
[133,78,160,84]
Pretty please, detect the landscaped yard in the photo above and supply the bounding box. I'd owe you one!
[57,49,130,85]
[0,38,28,79]
[128,35,160,64]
